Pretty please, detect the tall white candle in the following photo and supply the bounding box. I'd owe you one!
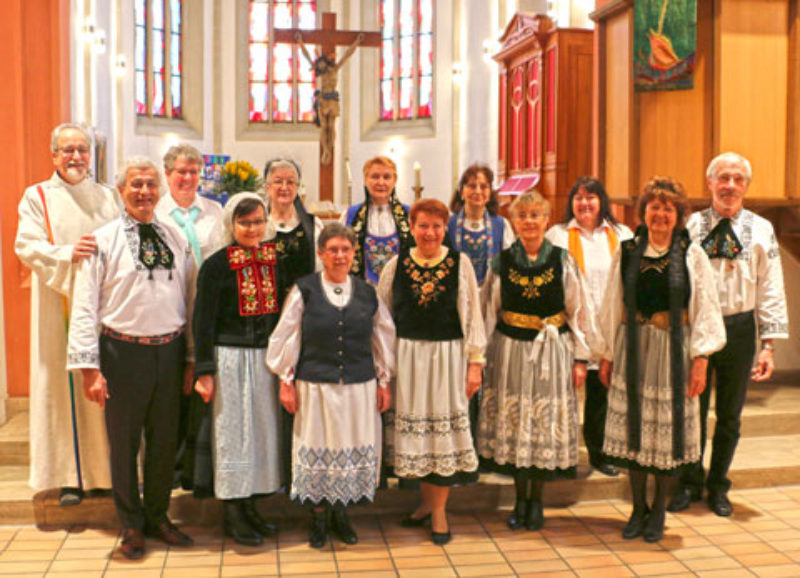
[413,162,421,189]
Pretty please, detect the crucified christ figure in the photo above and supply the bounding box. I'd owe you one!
[296,32,364,165]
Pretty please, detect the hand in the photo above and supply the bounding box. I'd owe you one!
[71,234,97,262]
[194,375,215,403]
[466,363,483,399]
[377,385,392,413]
[688,356,709,397]
[183,362,195,395]
[280,380,298,414]
[751,347,775,382]
[572,361,588,390]
[80,368,108,408]
[599,359,613,388]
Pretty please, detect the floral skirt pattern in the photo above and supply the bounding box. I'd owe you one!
[478,331,579,473]
[603,325,700,473]
[393,338,478,479]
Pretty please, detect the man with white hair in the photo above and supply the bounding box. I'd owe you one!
[15,123,120,506]
[156,144,223,265]
[668,152,788,516]
[68,157,196,559]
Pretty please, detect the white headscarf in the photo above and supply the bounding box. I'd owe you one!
[221,191,273,246]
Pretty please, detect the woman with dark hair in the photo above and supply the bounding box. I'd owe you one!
[263,158,324,303]
[339,156,413,285]
[192,192,283,546]
[447,163,515,286]
[596,177,725,542]
[479,192,596,531]
[267,223,395,548]
[377,199,486,545]
[545,176,633,477]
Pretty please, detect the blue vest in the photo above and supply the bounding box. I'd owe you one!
[295,274,378,384]
[447,214,505,284]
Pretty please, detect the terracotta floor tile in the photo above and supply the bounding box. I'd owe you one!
[448,551,506,566]
[278,550,335,563]
[502,547,560,563]
[682,556,744,572]
[565,553,623,569]
[44,572,104,578]
[221,551,279,566]
[3,541,61,552]
[59,538,117,549]
[333,546,391,561]
[546,534,602,547]
[277,560,338,575]
[0,560,51,574]
[161,567,222,578]
[396,568,456,578]
[337,572,397,578]
[750,563,800,577]
[627,560,689,576]
[660,535,713,549]
[755,529,800,542]
[388,543,446,558]
[615,550,675,565]
[694,570,758,578]
[720,541,777,556]
[54,547,112,561]
[103,569,169,578]
[45,558,109,572]
[574,567,634,578]
[163,553,222,567]
[442,540,498,554]
[670,545,727,560]
[734,551,794,566]
[0,550,55,562]
[517,572,575,578]
[106,555,166,571]
[553,545,610,559]
[220,565,279,577]
[335,557,395,572]
[706,532,762,545]
[766,538,800,551]
[511,558,570,573]
[392,554,449,569]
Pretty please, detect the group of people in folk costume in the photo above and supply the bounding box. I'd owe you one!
[16,123,787,559]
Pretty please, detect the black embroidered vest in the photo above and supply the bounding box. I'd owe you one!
[496,245,567,341]
[275,223,314,305]
[294,274,378,384]
[621,251,690,316]
[393,248,464,341]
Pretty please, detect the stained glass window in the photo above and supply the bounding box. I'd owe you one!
[248,0,318,124]
[380,0,433,121]
[134,0,183,119]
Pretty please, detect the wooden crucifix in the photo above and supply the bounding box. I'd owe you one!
[273,13,380,203]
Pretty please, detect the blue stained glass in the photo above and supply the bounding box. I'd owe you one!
[135,0,146,25]
[135,25,146,70]
[170,0,181,33]
[171,33,181,73]
[152,0,164,29]
[171,76,182,117]
[152,29,164,72]
[250,2,268,42]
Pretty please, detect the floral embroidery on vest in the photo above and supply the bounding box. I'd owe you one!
[228,243,279,316]
[507,266,555,299]
[402,254,456,307]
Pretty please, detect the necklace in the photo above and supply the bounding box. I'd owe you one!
[649,243,669,256]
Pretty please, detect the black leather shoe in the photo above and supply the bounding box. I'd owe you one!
[667,487,702,513]
[593,463,620,477]
[507,500,527,531]
[59,487,84,507]
[400,512,431,527]
[331,507,358,545]
[525,500,544,531]
[622,508,650,540]
[309,510,328,549]
[241,499,278,537]
[224,501,263,547]
[144,520,193,547]
[431,530,452,545]
[120,528,145,560]
[643,510,665,543]
[708,492,733,517]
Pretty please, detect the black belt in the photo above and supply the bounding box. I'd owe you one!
[723,310,754,325]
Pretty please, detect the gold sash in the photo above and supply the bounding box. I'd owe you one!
[500,310,567,331]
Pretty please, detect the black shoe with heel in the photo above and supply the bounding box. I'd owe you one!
[309,509,328,549]
[223,500,262,547]
[331,506,358,545]
[622,507,650,540]
[241,498,278,537]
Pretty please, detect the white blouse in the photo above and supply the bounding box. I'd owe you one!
[686,208,788,340]
[376,248,487,363]
[339,203,400,237]
[266,274,396,387]
[481,249,598,361]
[595,241,727,361]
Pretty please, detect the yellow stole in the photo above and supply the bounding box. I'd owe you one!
[568,226,619,274]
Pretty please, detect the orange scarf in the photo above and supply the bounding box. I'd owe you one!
[568,225,619,274]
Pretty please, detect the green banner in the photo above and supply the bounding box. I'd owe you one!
[634,0,697,92]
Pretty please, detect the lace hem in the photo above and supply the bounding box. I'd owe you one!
[290,445,378,506]
[394,449,478,478]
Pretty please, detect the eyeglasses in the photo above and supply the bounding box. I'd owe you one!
[58,147,91,157]
[235,219,267,228]
[128,180,158,192]
[269,179,298,188]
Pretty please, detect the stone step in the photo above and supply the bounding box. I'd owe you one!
[3,433,800,527]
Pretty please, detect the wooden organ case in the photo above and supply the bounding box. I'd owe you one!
[494,14,593,220]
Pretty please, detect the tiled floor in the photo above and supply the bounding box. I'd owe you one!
[3,486,800,577]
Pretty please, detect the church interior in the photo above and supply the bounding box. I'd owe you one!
[4,0,800,575]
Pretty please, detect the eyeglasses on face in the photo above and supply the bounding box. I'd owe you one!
[235,219,267,228]
[59,147,91,157]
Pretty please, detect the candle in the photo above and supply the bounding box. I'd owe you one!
[413,162,421,189]
[345,159,352,183]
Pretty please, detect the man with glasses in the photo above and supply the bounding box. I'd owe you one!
[668,152,789,516]
[15,123,120,506]
[67,157,196,559]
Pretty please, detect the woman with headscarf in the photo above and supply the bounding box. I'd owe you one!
[267,223,395,548]
[340,156,413,285]
[192,192,283,546]
[596,177,725,542]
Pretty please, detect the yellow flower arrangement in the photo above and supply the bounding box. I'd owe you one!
[216,160,263,195]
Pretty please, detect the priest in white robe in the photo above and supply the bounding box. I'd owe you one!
[15,123,121,505]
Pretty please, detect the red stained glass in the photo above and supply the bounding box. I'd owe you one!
[272,82,294,121]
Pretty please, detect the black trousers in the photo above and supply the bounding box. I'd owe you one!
[679,313,756,495]
[101,333,185,530]
[583,369,609,466]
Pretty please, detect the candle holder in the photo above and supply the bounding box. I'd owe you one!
[413,185,424,201]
